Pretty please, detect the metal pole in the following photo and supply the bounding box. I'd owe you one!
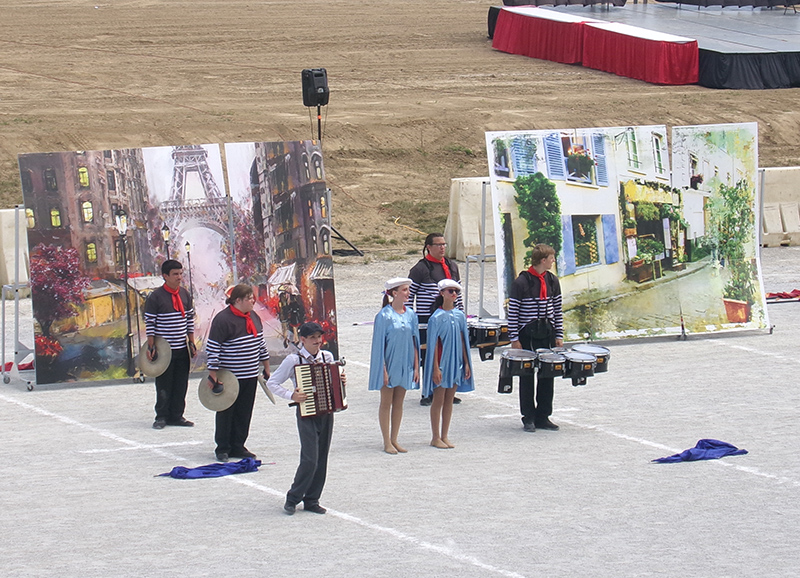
[122,235,133,376]
[186,249,194,299]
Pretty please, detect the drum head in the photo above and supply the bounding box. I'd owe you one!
[137,336,172,377]
[502,349,537,361]
[564,351,596,363]
[572,344,610,356]
[538,352,566,363]
[198,369,240,412]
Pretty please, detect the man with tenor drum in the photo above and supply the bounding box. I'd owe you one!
[144,259,197,430]
[508,244,563,433]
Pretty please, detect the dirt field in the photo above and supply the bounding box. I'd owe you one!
[2,0,799,254]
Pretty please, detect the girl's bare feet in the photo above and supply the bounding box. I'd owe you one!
[384,444,398,454]
[391,440,408,453]
[431,438,449,449]
[442,438,454,448]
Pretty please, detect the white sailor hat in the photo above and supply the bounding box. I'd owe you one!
[437,279,462,292]
[385,277,413,291]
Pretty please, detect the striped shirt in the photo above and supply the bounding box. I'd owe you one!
[406,257,463,322]
[206,307,270,380]
[144,286,195,350]
[507,271,564,341]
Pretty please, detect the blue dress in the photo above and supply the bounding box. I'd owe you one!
[422,307,475,397]
[368,305,421,391]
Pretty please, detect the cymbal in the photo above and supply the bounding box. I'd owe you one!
[137,336,172,377]
[258,374,276,405]
[198,369,239,412]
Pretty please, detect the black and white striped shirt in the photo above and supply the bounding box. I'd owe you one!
[406,257,462,322]
[507,271,564,341]
[206,307,270,380]
[144,286,195,350]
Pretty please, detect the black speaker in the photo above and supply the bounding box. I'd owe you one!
[302,68,330,107]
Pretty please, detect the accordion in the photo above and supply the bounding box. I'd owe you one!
[293,361,347,417]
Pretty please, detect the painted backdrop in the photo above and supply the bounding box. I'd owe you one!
[19,141,337,385]
[485,123,766,340]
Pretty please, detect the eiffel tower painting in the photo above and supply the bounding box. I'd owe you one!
[159,145,229,238]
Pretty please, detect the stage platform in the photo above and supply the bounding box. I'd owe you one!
[489,3,800,88]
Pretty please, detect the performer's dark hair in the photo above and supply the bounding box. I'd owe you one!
[423,232,444,256]
[161,259,183,275]
[226,284,254,305]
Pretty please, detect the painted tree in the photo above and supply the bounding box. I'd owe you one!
[513,172,563,265]
[29,244,91,337]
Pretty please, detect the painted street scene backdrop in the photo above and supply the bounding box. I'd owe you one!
[19,141,337,385]
[485,122,767,341]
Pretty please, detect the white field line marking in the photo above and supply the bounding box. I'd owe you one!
[0,391,529,578]
[232,474,527,578]
[416,382,800,488]
[710,340,800,364]
[79,440,203,454]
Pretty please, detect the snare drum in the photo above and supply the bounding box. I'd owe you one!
[500,349,537,377]
[571,344,610,373]
[468,320,501,348]
[563,351,596,380]
[536,351,566,378]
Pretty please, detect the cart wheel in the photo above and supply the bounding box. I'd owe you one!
[3,375,10,384]
[137,375,146,383]
[27,383,34,391]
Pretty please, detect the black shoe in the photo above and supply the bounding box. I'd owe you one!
[230,449,257,459]
[304,504,327,514]
[215,452,229,462]
[420,396,432,406]
[535,419,559,431]
[152,419,166,430]
[523,423,536,433]
[283,502,296,515]
[453,397,462,404]
[167,418,194,427]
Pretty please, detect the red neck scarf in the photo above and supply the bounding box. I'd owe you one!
[230,305,257,337]
[425,254,451,279]
[163,284,185,317]
[527,267,548,300]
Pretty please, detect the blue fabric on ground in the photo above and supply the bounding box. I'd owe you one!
[652,439,747,463]
[159,457,261,478]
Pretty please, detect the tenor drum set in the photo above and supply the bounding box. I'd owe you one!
[467,318,510,361]
[497,343,611,392]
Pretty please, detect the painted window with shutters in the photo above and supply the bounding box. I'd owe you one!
[510,136,537,177]
[625,127,641,170]
[544,132,608,187]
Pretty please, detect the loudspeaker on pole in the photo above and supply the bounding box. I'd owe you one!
[302,68,330,107]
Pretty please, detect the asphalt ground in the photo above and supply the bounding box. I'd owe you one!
[1,247,799,577]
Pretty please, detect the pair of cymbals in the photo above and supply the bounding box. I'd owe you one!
[137,336,172,378]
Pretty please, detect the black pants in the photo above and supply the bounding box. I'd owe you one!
[215,376,258,454]
[518,332,555,425]
[286,410,334,507]
[154,347,190,422]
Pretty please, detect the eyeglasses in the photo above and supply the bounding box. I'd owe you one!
[444,288,460,295]
[430,243,447,247]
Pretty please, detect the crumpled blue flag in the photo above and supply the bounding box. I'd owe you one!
[653,439,748,463]
[159,457,261,479]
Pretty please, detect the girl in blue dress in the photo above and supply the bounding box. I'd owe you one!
[368,277,421,454]
[424,279,474,449]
